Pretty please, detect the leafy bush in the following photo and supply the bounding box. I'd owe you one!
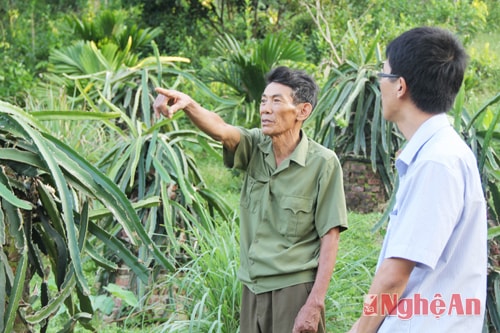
[310,26,402,197]
[201,32,307,128]
[0,54,35,105]
[0,101,170,332]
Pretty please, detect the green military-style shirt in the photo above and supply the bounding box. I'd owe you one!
[224,128,348,294]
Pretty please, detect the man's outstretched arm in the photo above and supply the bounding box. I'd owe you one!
[154,88,241,152]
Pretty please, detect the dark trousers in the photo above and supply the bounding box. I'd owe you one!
[240,282,326,333]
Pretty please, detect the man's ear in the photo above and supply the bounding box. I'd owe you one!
[397,77,408,98]
[297,103,313,121]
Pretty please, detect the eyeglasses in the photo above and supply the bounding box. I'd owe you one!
[377,72,400,79]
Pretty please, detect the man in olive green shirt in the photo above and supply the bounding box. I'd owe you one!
[154,66,348,333]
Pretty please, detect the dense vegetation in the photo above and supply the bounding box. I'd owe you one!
[1,0,499,332]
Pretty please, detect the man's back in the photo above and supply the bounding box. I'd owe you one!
[378,115,487,332]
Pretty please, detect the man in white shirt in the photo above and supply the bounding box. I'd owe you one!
[348,26,487,332]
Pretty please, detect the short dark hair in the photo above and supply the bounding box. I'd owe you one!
[265,66,319,109]
[386,27,468,114]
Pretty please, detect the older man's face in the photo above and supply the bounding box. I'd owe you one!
[259,82,302,137]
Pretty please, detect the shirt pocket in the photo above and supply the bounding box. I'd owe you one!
[279,196,314,238]
[240,176,253,209]
[241,174,268,211]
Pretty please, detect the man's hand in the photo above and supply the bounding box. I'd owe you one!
[292,302,323,333]
[153,88,194,119]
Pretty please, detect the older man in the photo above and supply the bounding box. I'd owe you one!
[154,66,348,333]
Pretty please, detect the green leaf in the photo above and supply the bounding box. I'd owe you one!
[0,148,46,171]
[13,116,90,295]
[57,312,93,333]
[0,179,32,210]
[88,196,161,219]
[30,111,120,121]
[479,104,500,173]
[157,139,193,205]
[36,180,66,238]
[104,283,138,307]
[91,295,115,315]
[141,69,151,128]
[87,221,149,283]
[24,274,77,324]
[85,243,118,271]
[488,226,500,240]
[4,236,28,333]
[0,201,4,245]
[43,134,174,272]
[0,251,6,332]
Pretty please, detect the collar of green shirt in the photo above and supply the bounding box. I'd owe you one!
[257,129,309,169]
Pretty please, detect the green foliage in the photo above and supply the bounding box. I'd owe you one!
[0,1,83,104]
[466,32,500,99]
[122,0,217,60]
[47,8,165,89]
[0,54,36,105]
[157,218,241,332]
[0,101,171,332]
[65,9,163,63]
[202,32,307,127]
[43,50,238,330]
[326,212,383,331]
[45,38,194,123]
[484,0,500,29]
[104,283,138,308]
[89,81,234,266]
[297,0,492,76]
[363,0,489,43]
[311,26,402,196]
[2,0,500,331]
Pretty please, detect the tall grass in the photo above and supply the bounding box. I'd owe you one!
[326,212,383,332]
[156,216,241,333]
[151,210,382,333]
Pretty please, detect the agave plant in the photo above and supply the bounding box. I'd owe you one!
[311,27,403,197]
[0,101,174,332]
[45,8,188,124]
[60,61,237,323]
